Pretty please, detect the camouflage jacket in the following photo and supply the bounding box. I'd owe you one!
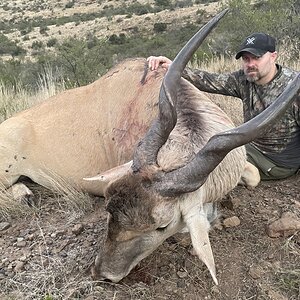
[183,65,300,169]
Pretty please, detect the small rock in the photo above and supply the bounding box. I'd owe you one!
[221,196,241,210]
[14,261,25,273]
[16,241,27,247]
[53,229,66,237]
[249,264,263,279]
[7,262,14,270]
[84,296,95,300]
[0,222,11,231]
[72,224,84,236]
[10,182,35,205]
[266,212,300,238]
[211,285,220,294]
[27,234,35,241]
[267,289,288,300]
[223,216,241,228]
[19,255,28,262]
[176,270,188,278]
[1,257,9,265]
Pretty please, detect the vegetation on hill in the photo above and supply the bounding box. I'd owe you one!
[0,0,299,91]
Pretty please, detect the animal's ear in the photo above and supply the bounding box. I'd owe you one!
[184,211,218,285]
[83,161,133,184]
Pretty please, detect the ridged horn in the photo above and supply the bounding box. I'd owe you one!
[132,9,229,172]
[155,73,300,196]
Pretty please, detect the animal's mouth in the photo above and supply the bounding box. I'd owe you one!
[90,262,129,283]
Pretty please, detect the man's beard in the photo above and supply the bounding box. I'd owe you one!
[245,68,260,82]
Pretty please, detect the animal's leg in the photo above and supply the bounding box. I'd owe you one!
[239,162,260,189]
[9,183,35,205]
[0,117,34,191]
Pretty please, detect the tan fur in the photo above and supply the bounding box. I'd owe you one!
[0,58,164,195]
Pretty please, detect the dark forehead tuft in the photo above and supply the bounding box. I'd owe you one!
[105,175,156,229]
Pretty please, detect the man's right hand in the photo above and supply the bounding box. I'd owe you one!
[147,56,172,71]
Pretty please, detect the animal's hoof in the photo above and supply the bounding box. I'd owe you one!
[10,183,36,206]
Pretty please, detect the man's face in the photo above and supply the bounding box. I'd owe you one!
[241,52,277,84]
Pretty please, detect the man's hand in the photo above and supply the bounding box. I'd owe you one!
[147,56,172,71]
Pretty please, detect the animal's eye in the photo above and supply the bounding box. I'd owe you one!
[156,223,170,232]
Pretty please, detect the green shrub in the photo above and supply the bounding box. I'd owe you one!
[108,33,126,45]
[65,1,75,9]
[175,0,193,8]
[31,40,44,50]
[153,22,168,33]
[217,0,300,59]
[39,25,49,35]
[154,0,172,8]
[0,34,26,56]
[47,38,58,48]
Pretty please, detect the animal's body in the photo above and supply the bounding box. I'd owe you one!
[0,58,163,195]
[91,10,300,285]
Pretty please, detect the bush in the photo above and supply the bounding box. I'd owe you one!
[47,38,58,48]
[154,0,172,8]
[216,0,300,59]
[65,1,75,9]
[31,41,44,50]
[39,25,49,35]
[153,22,168,33]
[175,0,193,8]
[108,33,126,45]
[0,34,26,56]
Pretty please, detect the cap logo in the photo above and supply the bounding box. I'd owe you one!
[246,37,255,45]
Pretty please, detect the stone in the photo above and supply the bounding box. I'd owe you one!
[249,264,263,279]
[221,195,241,210]
[14,261,25,273]
[16,241,26,247]
[0,222,11,231]
[72,224,84,236]
[266,212,300,238]
[176,270,188,278]
[223,216,241,228]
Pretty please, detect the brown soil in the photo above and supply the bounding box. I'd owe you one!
[0,175,299,300]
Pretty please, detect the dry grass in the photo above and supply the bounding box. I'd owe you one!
[0,183,31,220]
[0,173,94,221]
[37,172,94,221]
[0,67,65,122]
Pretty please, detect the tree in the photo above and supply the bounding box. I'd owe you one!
[213,0,300,59]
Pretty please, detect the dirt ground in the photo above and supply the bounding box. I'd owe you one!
[0,174,299,300]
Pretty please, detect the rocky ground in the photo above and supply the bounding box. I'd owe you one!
[0,175,299,300]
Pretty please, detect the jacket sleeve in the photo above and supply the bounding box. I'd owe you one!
[294,95,300,127]
[182,67,242,98]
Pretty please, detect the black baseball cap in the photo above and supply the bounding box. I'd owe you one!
[235,33,276,59]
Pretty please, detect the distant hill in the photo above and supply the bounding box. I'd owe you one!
[0,0,219,59]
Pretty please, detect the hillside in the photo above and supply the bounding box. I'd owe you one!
[0,0,219,59]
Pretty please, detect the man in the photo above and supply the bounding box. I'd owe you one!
[147,33,300,180]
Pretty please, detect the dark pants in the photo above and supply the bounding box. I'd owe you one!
[245,144,298,180]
